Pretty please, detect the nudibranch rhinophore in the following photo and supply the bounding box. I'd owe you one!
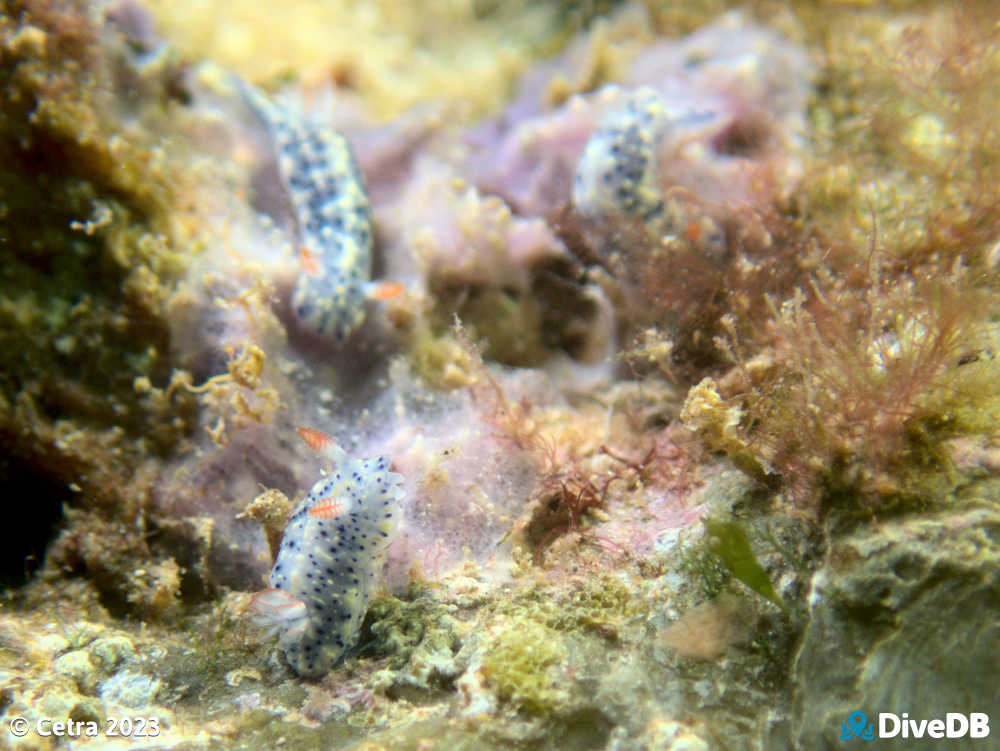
[248,428,404,677]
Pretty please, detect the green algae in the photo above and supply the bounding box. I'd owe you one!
[489,573,637,638]
[0,0,218,618]
[480,617,568,715]
[1,0,199,482]
[703,518,784,609]
[365,586,462,684]
[0,188,175,443]
[677,536,730,601]
[365,576,639,718]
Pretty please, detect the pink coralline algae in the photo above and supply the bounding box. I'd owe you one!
[465,12,812,238]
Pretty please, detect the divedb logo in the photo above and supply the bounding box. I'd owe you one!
[841,710,991,741]
[841,711,876,741]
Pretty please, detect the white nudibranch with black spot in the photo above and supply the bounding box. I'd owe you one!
[248,428,404,677]
[573,87,674,225]
[239,83,401,340]
[573,86,725,254]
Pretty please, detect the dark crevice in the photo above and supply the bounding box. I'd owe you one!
[0,454,67,588]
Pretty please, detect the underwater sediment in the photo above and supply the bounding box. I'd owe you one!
[1,1,999,749]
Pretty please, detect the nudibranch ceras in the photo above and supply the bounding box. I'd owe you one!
[573,86,726,256]
[239,82,399,340]
[248,428,404,677]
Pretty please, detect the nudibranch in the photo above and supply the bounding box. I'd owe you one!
[573,87,673,226]
[573,86,726,254]
[248,428,404,677]
[239,83,400,340]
